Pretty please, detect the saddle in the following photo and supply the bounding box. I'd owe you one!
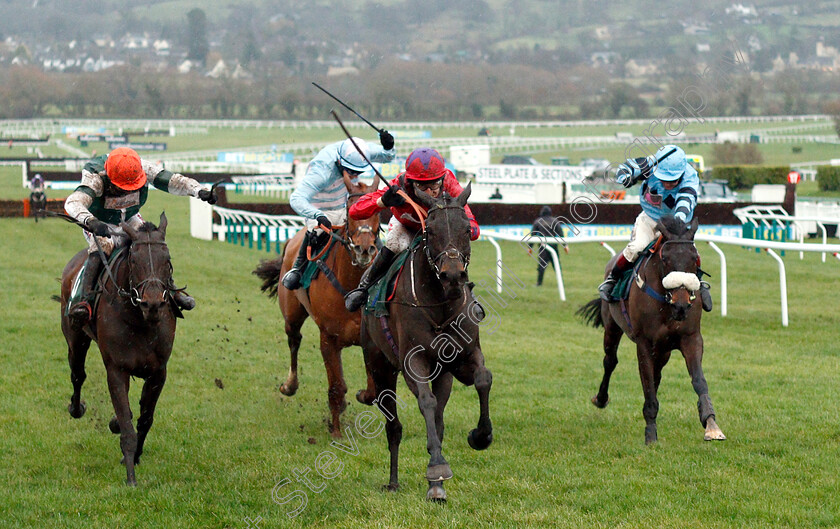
[299,232,335,290]
[364,235,423,318]
[608,239,660,302]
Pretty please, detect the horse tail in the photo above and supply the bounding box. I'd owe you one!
[576,298,604,328]
[253,259,284,299]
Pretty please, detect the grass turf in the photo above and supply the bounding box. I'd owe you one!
[1,190,838,528]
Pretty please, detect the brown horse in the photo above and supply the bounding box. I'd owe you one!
[360,183,493,502]
[60,212,177,485]
[578,215,726,445]
[253,177,380,437]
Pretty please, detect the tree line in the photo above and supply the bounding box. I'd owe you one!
[1,61,839,124]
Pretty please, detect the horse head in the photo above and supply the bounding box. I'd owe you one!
[120,212,173,324]
[654,215,700,321]
[415,182,472,300]
[343,176,380,267]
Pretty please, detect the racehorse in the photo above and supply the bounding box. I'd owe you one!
[253,176,380,437]
[578,215,725,445]
[360,183,493,502]
[30,189,46,221]
[59,212,178,485]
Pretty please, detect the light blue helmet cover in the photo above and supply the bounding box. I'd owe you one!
[652,144,687,182]
[337,138,371,172]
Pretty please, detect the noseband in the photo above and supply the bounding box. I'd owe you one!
[655,239,697,305]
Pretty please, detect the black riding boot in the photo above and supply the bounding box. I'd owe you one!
[69,254,104,328]
[598,255,633,302]
[699,279,713,312]
[282,231,312,290]
[345,248,396,312]
[169,278,195,311]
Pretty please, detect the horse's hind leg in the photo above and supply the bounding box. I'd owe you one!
[105,368,138,486]
[134,368,167,466]
[279,299,307,397]
[592,307,623,409]
[681,333,726,441]
[64,326,91,419]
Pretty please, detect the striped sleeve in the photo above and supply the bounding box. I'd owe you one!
[673,186,698,222]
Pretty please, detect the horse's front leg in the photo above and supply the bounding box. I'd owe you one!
[402,353,452,486]
[105,368,138,485]
[453,345,494,452]
[135,368,167,466]
[636,339,659,445]
[319,332,347,437]
[681,333,726,441]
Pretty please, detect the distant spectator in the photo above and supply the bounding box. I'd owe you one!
[478,127,492,137]
[489,187,503,200]
[530,205,563,286]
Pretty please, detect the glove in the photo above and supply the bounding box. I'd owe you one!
[197,188,218,204]
[616,165,634,188]
[379,129,395,150]
[87,218,111,237]
[316,215,332,230]
[381,185,405,208]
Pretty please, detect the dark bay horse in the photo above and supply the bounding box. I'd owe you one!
[59,212,177,485]
[578,215,725,445]
[253,177,380,437]
[360,183,493,502]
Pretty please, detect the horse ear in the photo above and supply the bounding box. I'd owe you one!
[120,221,138,240]
[686,216,699,239]
[414,186,435,209]
[655,220,671,240]
[455,181,472,208]
[159,211,168,237]
[342,173,355,193]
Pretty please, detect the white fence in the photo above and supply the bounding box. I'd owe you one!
[479,231,840,327]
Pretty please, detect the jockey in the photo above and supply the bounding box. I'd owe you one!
[598,144,713,311]
[30,173,45,192]
[64,147,218,327]
[344,147,480,312]
[282,131,396,290]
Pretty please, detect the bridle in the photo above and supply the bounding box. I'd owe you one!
[641,239,697,305]
[422,203,470,281]
[126,238,171,307]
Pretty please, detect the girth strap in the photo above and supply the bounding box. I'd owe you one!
[314,259,347,296]
[379,316,401,358]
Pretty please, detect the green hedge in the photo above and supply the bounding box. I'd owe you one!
[817,165,840,192]
[712,166,789,190]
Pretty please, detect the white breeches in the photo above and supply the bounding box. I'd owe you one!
[623,212,660,262]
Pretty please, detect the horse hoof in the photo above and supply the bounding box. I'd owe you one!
[704,420,727,441]
[356,389,375,405]
[68,401,86,419]
[126,477,137,487]
[279,382,298,397]
[109,416,121,434]
[467,429,493,451]
[426,485,447,503]
[591,395,609,409]
[425,463,453,482]
[382,483,399,492]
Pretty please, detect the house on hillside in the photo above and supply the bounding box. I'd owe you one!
[625,59,659,77]
[725,3,758,17]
